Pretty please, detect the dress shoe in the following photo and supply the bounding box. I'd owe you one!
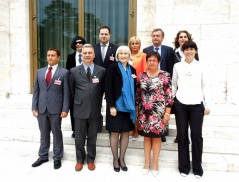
[152,170,159,177]
[142,168,149,175]
[71,132,75,138]
[75,163,83,171]
[174,137,178,143]
[162,136,166,142]
[88,162,96,171]
[54,160,61,169]
[32,158,49,167]
[118,159,128,171]
[113,160,120,172]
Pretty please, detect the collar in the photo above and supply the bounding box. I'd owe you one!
[48,64,58,70]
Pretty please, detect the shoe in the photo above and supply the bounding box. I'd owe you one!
[129,135,133,139]
[162,136,166,142]
[71,132,75,138]
[152,170,159,177]
[118,159,128,171]
[32,158,49,167]
[113,159,120,172]
[132,137,139,141]
[54,160,61,169]
[142,168,149,175]
[174,137,178,143]
[75,163,83,171]
[88,162,96,171]
[180,173,187,177]
[195,174,202,179]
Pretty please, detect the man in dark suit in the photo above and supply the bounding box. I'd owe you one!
[93,25,118,70]
[69,44,106,172]
[143,28,174,142]
[66,36,86,138]
[32,48,70,169]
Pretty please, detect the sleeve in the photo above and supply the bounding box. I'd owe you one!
[105,65,116,107]
[201,64,212,109]
[171,64,178,99]
[62,70,70,112]
[32,71,39,111]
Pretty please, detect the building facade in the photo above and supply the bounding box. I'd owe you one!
[0,0,239,104]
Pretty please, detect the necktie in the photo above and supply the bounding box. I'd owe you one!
[101,44,106,61]
[46,67,52,86]
[87,67,91,81]
[78,53,82,64]
[155,47,159,53]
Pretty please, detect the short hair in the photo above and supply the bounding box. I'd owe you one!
[173,30,193,50]
[182,40,198,51]
[128,36,141,51]
[70,35,86,50]
[146,51,161,63]
[47,48,60,56]
[99,25,111,34]
[115,45,132,61]
[151,28,164,37]
[82,43,95,52]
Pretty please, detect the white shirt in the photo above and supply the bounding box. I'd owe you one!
[75,52,82,66]
[175,47,185,62]
[172,59,210,107]
[45,64,58,78]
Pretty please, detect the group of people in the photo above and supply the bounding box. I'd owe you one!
[31,26,210,179]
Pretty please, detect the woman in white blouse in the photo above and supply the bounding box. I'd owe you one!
[172,40,210,179]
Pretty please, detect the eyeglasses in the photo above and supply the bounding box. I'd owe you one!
[179,36,188,39]
[75,41,83,45]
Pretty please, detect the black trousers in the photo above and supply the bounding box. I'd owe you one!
[74,117,99,163]
[174,98,205,176]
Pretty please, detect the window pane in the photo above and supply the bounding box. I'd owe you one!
[37,0,78,68]
[84,0,128,45]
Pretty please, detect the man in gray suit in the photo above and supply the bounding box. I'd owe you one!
[32,48,70,169]
[69,44,106,172]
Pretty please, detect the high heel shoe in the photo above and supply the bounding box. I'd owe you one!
[142,168,149,175]
[118,159,128,171]
[113,160,120,172]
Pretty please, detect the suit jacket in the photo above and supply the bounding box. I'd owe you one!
[93,43,118,70]
[105,62,137,108]
[66,52,77,70]
[32,66,70,114]
[143,45,174,76]
[69,64,106,119]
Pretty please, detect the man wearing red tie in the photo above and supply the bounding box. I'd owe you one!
[32,48,70,169]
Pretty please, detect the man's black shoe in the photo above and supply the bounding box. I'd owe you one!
[32,158,49,167]
[54,160,62,169]
[162,136,166,142]
[71,132,75,138]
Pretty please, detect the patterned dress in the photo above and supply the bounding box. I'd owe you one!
[137,71,173,138]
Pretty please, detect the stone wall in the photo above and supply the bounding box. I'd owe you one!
[0,0,239,105]
[137,0,239,104]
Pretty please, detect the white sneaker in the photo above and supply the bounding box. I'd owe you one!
[195,174,202,179]
[180,173,187,177]
[132,137,139,141]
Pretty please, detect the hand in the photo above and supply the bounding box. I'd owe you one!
[204,108,210,115]
[32,110,38,118]
[110,107,117,116]
[162,114,170,124]
[61,112,68,118]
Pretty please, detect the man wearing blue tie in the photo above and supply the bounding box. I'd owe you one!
[143,28,174,142]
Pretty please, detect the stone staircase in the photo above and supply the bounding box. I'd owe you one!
[0,95,239,172]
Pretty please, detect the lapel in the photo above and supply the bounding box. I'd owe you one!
[78,64,88,80]
[175,52,181,62]
[160,45,165,62]
[104,43,113,60]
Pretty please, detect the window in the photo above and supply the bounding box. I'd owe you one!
[30,0,136,92]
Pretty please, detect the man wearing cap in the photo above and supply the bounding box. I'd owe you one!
[66,36,86,138]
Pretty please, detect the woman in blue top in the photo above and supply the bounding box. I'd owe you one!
[105,46,137,172]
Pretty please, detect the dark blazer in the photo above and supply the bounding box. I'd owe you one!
[32,66,70,114]
[69,64,106,119]
[105,62,137,108]
[66,52,77,70]
[143,45,174,76]
[93,43,118,70]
